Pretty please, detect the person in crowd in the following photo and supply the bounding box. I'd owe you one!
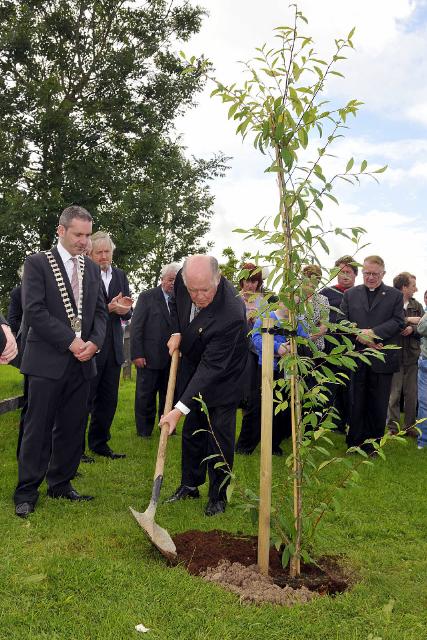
[386,272,424,435]
[320,256,358,431]
[299,264,330,351]
[160,255,249,516]
[415,312,427,449]
[320,256,357,324]
[249,303,308,456]
[130,262,180,437]
[340,255,404,453]
[235,262,265,454]
[0,316,18,363]
[13,205,107,518]
[424,290,427,312]
[81,231,132,461]
[7,265,24,336]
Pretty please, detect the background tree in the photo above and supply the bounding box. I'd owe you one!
[0,0,224,305]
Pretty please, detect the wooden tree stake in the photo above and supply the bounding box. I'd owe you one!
[257,316,275,575]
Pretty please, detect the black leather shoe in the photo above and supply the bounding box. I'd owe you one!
[272,446,283,456]
[235,446,254,455]
[165,485,200,503]
[92,448,126,459]
[47,489,94,501]
[81,453,95,463]
[204,499,226,517]
[15,502,35,518]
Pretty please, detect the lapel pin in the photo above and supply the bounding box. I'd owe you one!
[198,327,203,333]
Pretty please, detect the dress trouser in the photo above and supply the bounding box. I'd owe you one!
[14,356,90,505]
[417,357,427,448]
[87,348,121,452]
[181,402,238,500]
[387,361,418,430]
[134,365,169,436]
[347,362,393,448]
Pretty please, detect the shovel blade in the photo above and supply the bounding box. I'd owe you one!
[129,507,177,561]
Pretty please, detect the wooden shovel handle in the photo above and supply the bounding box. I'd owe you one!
[153,349,179,480]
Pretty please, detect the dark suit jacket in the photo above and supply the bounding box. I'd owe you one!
[20,247,107,380]
[130,285,171,369]
[340,283,405,373]
[7,286,23,336]
[98,266,132,367]
[0,313,7,353]
[170,271,249,411]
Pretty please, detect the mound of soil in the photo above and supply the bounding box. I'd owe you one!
[172,529,353,605]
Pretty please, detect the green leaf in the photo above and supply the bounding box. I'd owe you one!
[346,157,354,172]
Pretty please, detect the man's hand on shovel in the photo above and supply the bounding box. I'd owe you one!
[159,408,183,436]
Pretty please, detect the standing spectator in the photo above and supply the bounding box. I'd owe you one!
[320,256,358,431]
[250,305,308,456]
[415,312,427,449]
[235,262,265,454]
[320,256,357,325]
[130,263,180,437]
[300,265,330,351]
[160,255,249,516]
[340,255,404,453]
[14,205,107,518]
[82,231,132,461]
[387,272,424,435]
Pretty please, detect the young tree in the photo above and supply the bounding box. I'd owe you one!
[183,5,389,576]
[0,0,222,303]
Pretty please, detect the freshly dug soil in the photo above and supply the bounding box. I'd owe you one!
[172,529,353,605]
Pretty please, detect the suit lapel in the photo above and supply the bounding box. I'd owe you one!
[360,286,370,313]
[107,267,119,301]
[157,286,171,325]
[370,283,387,312]
[51,246,78,314]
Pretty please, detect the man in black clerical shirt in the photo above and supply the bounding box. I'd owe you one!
[340,255,404,452]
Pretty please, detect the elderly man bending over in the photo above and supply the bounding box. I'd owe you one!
[160,255,249,516]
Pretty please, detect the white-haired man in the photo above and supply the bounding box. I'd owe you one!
[130,262,180,437]
[160,255,249,516]
[82,231,133,461]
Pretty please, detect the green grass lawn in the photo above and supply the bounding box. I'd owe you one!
[1,372,427,639]
[0,364,24,400]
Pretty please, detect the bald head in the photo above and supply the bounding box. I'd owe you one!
[182,255,221,308]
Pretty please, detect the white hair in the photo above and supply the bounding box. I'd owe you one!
[161,262,181,278]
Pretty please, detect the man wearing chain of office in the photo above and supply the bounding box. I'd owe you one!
[14,206,107,518]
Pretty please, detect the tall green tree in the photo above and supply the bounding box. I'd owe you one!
[0,0,222,303]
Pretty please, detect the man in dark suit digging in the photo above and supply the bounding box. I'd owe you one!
[160,255,249,516]
[14,205,107,517]
[340,255,405,453]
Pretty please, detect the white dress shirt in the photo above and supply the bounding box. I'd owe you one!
[57,242,77,285]
[101,265,113,292]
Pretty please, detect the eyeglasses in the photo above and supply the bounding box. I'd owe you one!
[362,271,383,278]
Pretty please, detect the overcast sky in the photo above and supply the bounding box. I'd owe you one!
[175,0,427,298]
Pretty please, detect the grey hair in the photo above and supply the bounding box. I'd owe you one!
[161,262,181,278]
[59,205,92,228]
[90,230,116,252]
[182,255,220,285]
